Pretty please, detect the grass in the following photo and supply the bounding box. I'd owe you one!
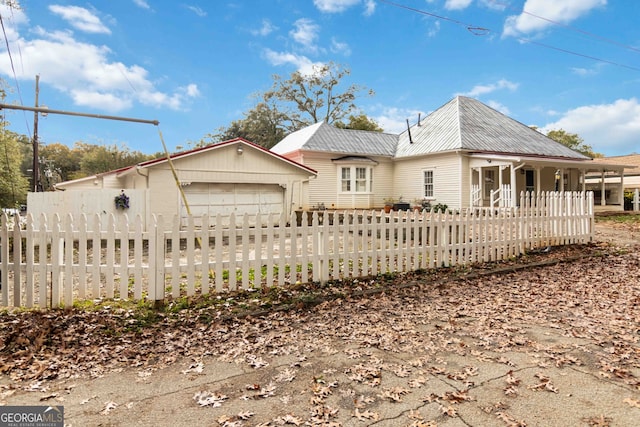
[595,212,640,224]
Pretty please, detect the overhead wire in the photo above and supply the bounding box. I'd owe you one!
[488,0,640,55]
[377,0,640,72]
[0,7,31,138]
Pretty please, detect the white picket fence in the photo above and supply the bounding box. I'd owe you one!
[0,191,594,309]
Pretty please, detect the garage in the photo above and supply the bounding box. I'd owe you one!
[182,182,285,225]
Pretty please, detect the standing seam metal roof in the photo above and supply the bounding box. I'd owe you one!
[271,97,591,161]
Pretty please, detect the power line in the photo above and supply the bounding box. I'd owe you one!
[378,0,640,72]
[488,0,640,55]
[0,10,31,138]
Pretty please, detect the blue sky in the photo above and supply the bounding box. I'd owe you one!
[0,0,638,156]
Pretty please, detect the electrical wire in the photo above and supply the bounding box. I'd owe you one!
[378,0,640,72]
[488,0,640,55]
[0,9,31,138]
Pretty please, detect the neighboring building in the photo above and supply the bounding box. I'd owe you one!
[271,96,626,211]
[585,154,640,207]
[29,138,317,228]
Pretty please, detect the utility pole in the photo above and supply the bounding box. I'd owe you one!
[32,74,39,192]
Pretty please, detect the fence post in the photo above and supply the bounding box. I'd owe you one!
[148,215,165,306]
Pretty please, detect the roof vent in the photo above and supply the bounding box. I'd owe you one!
[406,119,413,144]
[417,113,421,126]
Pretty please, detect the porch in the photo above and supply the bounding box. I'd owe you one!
[469,154,626,210]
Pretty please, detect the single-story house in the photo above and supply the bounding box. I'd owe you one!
[585,154,640,207]
[28,138,317,228]
[270,96,627,211]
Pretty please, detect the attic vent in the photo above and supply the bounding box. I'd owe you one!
[406,119,413,144]
[418,113,421,126]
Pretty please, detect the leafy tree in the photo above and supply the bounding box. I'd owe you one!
[0,127,29,207]
[212,62,374,147]
[545,129,602,158]
[39,142,82,182]
[334,114,384,132]
[207,100,291,149]
[265,62,373,126]
[75,142,153,176]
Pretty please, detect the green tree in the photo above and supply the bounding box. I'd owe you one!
[211,62,374,147]
[545,129,603,158]
[39,142,82,183]
[334,114,384,132]
[0,127,30,207]
[75,142,153,177]
[265,62,373,126]
[207,100,291,149]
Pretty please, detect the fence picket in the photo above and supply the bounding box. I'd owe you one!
[0,191,597,308]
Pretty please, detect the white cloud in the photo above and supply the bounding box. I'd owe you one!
[48,5,111,34]
[133,0,150,9]
[290,18,320,51]
[0,15,198,113]
[427,21,441,38]
[313,0,375,15]
[541,98,640,156]
[0,4,27,41]
[251,19,277,37]
[364,0,376,16]
[262,49,323,75]
[330,38,351,56]
[458,79,519,97]
[486,100,510,115]
[372,106,427,134]
[185,5,207,17]
[503,0,607,38]
[444,0,473,11]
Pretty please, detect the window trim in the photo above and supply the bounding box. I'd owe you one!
[423,169,435,199]
[338,165,373,194]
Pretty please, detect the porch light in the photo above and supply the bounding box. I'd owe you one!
[237,145,243,155]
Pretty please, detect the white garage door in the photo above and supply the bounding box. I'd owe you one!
[182,183,284,224]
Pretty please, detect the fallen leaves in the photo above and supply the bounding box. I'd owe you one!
[193,390,228,407]
[1,240,639,426]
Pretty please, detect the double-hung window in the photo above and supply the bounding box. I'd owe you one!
[423,170,434,198]
[339,166,372,193]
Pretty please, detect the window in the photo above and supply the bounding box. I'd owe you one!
[341,167,351,192]
[339,166,372,193]
[355,167,367,192]
[423,170,434,198]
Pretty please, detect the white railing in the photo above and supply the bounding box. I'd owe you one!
[490,184,512,208]
[0,192,594,309]
[470,184,481,207]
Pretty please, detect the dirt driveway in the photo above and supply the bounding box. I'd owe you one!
[1,220,639,426]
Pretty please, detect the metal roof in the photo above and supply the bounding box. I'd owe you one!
[271,97,591,161]
[271,121,398,157]
[396,96,591,160]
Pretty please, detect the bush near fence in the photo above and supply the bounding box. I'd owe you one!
[0,191,594,309]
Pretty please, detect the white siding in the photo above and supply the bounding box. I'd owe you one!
[296,152,394,209]
[393,152,462,209]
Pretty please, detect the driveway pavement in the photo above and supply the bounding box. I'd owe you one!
[1,225,639,426]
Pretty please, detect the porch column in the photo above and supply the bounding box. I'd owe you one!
[498,165,504,207]
[601,171,606,206]
[536,167,541,193]
[479,167,484,207]
[581,170,586,192]
[510,165,517,207]
[619,169,625,207]
[559,168,565,192]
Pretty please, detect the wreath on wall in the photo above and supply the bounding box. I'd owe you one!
[114,190,130,210]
